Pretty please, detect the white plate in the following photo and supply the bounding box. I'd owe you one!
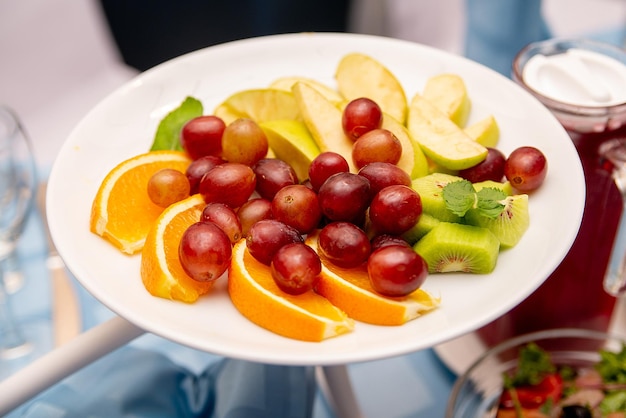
[46,33,585,366]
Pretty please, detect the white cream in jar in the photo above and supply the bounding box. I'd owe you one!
[522,47,626,107]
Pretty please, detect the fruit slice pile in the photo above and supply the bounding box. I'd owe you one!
[88,51,548,342]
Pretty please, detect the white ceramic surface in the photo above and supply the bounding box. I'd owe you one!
[46,33,585,366]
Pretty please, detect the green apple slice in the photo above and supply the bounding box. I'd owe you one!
[407,93,487,170]
[381,113,429,179]
[292,81,357,172]
[423,73,471,127]
[260,120,320,182]
[464,115,500,148]
[335,53,408,124]
[214,88,300,123]
[270,76,344,105]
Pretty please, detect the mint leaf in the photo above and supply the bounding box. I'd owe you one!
[150,96,203,151]
[442,179,477,217]
[476,187,507,218]
[442,180,507,218]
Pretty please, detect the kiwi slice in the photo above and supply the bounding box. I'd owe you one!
[411,173,464,223]
[473,180,513,195]
[413,222,500,274]
[464,194,529,249]
[402,213,441,245]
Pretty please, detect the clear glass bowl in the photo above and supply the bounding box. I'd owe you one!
[512,38,626,134]
[445,328,626,418]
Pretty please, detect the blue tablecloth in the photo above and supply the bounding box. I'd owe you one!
[2,191,457,417]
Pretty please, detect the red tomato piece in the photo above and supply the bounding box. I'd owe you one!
[499,373,563,409]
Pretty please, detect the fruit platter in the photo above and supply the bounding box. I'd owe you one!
[46,33,585,366]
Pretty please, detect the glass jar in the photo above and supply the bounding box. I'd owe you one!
[478,38,626,346]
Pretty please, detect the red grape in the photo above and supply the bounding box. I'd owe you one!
[253,158,299,200]
[369,185,422,235]
[317,222,371,268]
[201,202,242,243]
[185,155,224,195]
[370,234,411,252]
[270,242,321,295]
[199,162,256,208]
[342,97,383,141]
[178,221,232,282]
[357,162,411,196]
[237,198,273,237]
[367,246,428,297]
[352,128,402,169]
[458,147,506,183]
[246,219,303,265]
[317,172,371,223]
[180,115,226,160]
[308,151,350,192]
[271,184,322,234]
[147,168,190,208]
[504,146,548,192]
[221,118,268,166]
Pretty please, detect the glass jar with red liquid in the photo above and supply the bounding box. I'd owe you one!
[478,39,626,347]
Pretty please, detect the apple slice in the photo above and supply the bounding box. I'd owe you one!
[464,115,500,148]
[270,76,344,105]
[213,103,245,125]
[381,114,429,179]
[260,119,320,181]
[335,53,408,124]
[213,88,300,123]
[422,73,471,127]
[292,82,357,172]
[407,93,487,170]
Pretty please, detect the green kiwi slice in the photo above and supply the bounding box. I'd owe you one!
[413,222,500,274]
[464,194,529,248]
[411,173,464,223]
[473,180,513,195]
[402,213,441,245]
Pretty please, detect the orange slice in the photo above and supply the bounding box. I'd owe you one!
[306,231,440,326]
[90,150,192,254]
[140,194,214,303]
[228,239,354,342]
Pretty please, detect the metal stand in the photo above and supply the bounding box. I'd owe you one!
[0,316,145,415]
[0,315,364,418]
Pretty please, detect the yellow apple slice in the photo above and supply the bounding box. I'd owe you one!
[422,73,471,127]
[292,82,357,172]
[335,53,408,124]
[269,76,344,105]
[260,119,320,182]
[381,114,429,179]
[214,88,300,123]
[407,93,487,170]
[213,103,245,125]
[464,115,500,148]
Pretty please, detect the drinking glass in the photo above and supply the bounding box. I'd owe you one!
[0,106,38,362]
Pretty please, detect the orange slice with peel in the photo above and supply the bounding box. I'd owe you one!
[228,239,354,342]
[305,231,440,326]
[90,150,191,254]
[141,194,214,303]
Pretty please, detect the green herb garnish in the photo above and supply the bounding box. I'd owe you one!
[442,180,506,218]
[597,343,626,384]
[150,96,203,151]
[504,342,556,388]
